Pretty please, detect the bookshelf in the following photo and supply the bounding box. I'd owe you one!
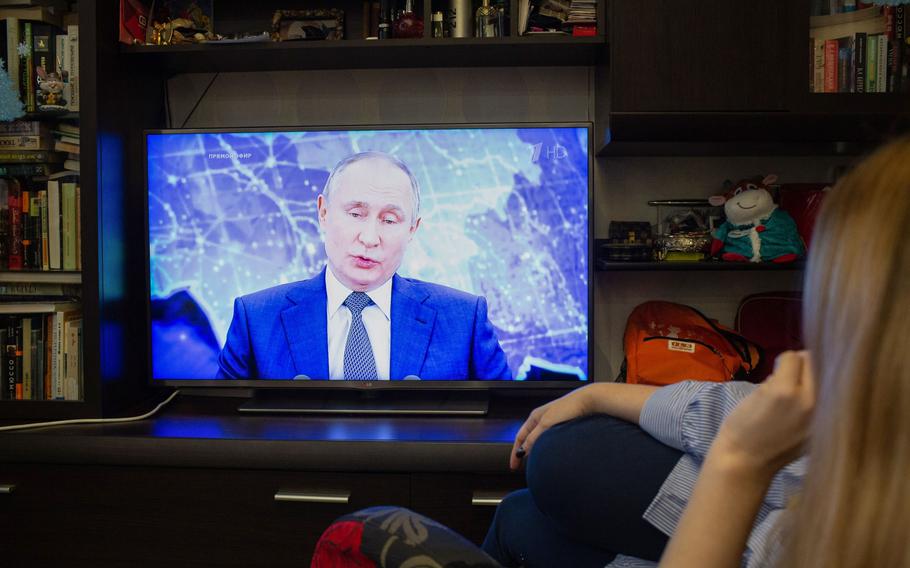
[600,0,910,155]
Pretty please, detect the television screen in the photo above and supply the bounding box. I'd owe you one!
[147,125,590,383]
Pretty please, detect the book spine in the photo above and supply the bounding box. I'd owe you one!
[29,193,40,270]
[0,324,6,399]
[35,322,44,401]
[66,24,78,112]
[825,39,839,92]
[0,163,53,176]
[0,150,62,163]
[11,317,21,399]
[52,309,62,399]
[47,179,60,270]
[0,179,7,271]
[43,312,51,400]
[854,32,867,92]
[21,315,31,399]
[24,21,34,113]
[814,38,827,93]
[0,121,42,136]
[63,316,80,400]
[61,181,75,270]
[39,189,48,271]
[6,17,19,104]
[56,32,68,110]
[20,189,30,270]
[895,5,907,92]
[5,316,17,400]
[8,180,22,270]
[0,134,49,150]
[837,37,853,92]
[866,34,878,93]
[877,30,888,91]
[74,183,80,270]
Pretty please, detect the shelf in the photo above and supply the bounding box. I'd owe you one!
[597,112,910,156]
[596,261,806,272]
[120,35,607,74]
[0,272,81,284]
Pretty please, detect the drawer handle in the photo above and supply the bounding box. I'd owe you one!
[0,484,15,494]
[471,491,508,507]
[274,490,350,504]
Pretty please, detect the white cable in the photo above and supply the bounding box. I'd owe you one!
[0,390,181,432]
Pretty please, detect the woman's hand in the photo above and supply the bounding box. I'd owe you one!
[509,388,592,470]
[711,350,817,478]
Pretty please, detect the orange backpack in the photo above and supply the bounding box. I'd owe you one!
[619,301,761,386]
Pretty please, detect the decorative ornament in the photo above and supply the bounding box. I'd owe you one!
[0,57,25,121]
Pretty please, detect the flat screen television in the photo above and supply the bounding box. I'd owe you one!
[145,124,591,413]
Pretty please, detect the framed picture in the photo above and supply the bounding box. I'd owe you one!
[272,9,345,41]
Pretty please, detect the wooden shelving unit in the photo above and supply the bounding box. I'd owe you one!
[121,35,607,73]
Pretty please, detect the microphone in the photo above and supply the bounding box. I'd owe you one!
[293,374,311,380]
[403,375,421,380]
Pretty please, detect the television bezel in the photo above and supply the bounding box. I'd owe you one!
[144,122,594,390]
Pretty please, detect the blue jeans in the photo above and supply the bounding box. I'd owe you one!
[482,414,683,567]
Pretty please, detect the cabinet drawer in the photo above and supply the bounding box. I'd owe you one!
[410,473,525,545]
[0,463,408,568]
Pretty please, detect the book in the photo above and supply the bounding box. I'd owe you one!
[46,178,60,269]
[7,177,22,270]
[61,178,75,270]
[65,23,77,111]
[0,149,65,162]
[0,178,7,270]
[854,32,867,92]
[876,29,888,92]
[51,304,79,400]
[0,134,51,150]
[4,316,19,399]
[813,38,827,92]
[62,157,79,171]
[0,120,44,136]
[53,139,79,153]
[3,17,20,101]
[825,38,839,92]
[63,313,80,400]
[21,314,31,399]
[0,164,57,178]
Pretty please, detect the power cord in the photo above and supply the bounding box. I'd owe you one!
[0,390,181,432]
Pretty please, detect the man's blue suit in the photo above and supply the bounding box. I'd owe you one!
[217,269,512,380]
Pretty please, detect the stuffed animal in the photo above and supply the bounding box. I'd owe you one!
[708,175,805,263]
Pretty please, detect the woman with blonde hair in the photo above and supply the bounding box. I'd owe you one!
[659,135,910,568]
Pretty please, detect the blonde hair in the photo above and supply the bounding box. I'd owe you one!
[780,137,910,567]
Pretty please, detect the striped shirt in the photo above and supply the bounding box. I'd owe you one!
[606,381,807,568]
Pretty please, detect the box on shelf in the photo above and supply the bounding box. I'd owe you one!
[599,221,654,262]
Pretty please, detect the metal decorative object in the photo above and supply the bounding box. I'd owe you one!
[654,231,713,261]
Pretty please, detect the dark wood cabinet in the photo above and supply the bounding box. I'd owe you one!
[610,0,793,113]
[1,464,411,567]
[0,396,528,566]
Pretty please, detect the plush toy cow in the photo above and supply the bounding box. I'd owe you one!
[709,175,805,263]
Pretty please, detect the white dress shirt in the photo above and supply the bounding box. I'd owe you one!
[325,267,392,380]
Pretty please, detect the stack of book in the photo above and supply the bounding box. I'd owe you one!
[809,5,909,93]
[565,0,595,36]
[0,119,62,165]
[0,302,82,401]
[53,121,79,171]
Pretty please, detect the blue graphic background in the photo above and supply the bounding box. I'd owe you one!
[148,127,589,380]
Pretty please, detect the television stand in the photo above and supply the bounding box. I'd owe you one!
[237,389,490,415]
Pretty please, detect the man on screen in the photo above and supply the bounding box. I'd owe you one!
[217,151,512,380]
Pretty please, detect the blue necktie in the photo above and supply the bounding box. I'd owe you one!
[343,292,379,381]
